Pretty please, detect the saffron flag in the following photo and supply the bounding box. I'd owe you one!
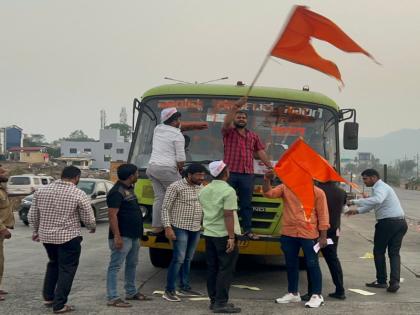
[275,138,357,221]
[275,151,315,221]
[271,5,376,83]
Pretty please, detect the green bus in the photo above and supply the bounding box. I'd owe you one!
[128,82,358,267]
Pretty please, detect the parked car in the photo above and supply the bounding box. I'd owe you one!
[7,174,54,196]
[18,178,115,225]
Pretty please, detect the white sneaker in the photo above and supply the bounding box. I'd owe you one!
[305,294,324,308]
[275,293,301,304]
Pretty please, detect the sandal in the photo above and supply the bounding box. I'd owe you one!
[243,232,260,240]
[126,292,152,301]
[0,296,5,301]
[44,300,54,307]
[107,298,132,308]
[53,305,75,313]
[0,290,8,295]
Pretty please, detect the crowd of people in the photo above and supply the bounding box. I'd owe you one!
[0,98,408,313]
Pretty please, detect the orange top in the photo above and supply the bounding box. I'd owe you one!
[264,184,330,239]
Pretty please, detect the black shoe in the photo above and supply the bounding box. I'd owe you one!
[212,304,241,313]
[209,303,234,310]
[387,283,400,293]
[300,293,311,301]
[328,292,346,300]
[365,281,388,288]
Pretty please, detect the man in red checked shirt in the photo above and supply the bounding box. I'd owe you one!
[222,97,272,240]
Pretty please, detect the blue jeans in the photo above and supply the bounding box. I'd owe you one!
[280,235,322,294]
[107,237,140,300]
[166,227,201,292]
[228,172,254,233]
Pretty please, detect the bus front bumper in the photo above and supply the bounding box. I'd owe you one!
[140,230,287,256]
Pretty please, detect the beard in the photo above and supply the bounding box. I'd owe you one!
[234,121,246,129]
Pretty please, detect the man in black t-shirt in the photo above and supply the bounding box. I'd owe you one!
[303,181,347,301]
[106,164,151,307]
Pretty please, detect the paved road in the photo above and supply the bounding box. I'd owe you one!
[1,189,419,314]
[394,187,420,221]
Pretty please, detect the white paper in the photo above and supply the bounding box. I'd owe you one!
[232,284,262,291]
[359,252,374,259]
[348,288,376,296]
[189,297,210,301]
[313,238,334,253]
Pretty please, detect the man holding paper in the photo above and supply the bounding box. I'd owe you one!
[303,181,347,301]
[263,170,329,308]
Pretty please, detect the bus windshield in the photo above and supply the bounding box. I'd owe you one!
[130,97,338,172]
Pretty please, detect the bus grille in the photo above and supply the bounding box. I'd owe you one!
[250,200,282,232]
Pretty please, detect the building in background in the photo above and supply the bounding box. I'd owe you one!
[0,125,23,157]
[60,129,130,169]
[355,152,379,169]
[55,156,94,170]
[8,146,49,164]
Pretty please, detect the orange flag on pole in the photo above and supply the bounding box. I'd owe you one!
[271,5,377,84]
[275,152,315,221]
[275,138,358,221]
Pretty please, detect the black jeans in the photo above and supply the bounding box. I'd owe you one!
[307,234,344,295]
[205,236,239,307]
[373,218,408,285]
[43,237,82,311]
[228,173,254,233]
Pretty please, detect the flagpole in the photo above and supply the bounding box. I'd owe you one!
[244,5,300,97]
[245,55,271,97]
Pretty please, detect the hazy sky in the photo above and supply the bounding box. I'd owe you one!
[1,0,419,141]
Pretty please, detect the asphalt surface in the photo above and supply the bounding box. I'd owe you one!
[1,187,420,315]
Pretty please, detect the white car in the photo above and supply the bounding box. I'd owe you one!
[7,174,54,196]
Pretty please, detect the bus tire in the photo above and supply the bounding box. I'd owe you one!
[149,247,172,268]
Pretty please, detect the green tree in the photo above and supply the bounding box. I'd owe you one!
[23,134,47,146]
[398,159,417,177]
[46,147,61,158]
[106,123,131,141]
[63,130,95,142]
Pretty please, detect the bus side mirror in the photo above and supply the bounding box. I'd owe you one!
[343,122,359,150]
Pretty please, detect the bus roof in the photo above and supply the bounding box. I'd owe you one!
[141,84,339,110]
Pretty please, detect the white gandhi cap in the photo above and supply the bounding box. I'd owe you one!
[160,107,178,123]
[208,160,226,177]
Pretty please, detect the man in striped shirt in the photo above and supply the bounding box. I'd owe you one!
[161,163,207,302]
[28,166,96,313]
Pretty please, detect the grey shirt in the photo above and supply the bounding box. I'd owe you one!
[354,179,404,220]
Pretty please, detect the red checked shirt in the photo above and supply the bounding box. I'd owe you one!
[28,180,96,244]
[222,127,265,174]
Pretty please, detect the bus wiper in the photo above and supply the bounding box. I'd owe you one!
[185,160,214,164]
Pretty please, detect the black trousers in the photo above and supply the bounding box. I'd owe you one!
[307,234,344,295]
[43,237,82,311]
[205,236,239,307]
[373,218,408,285]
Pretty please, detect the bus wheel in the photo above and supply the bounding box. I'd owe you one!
[149,248,172,268]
